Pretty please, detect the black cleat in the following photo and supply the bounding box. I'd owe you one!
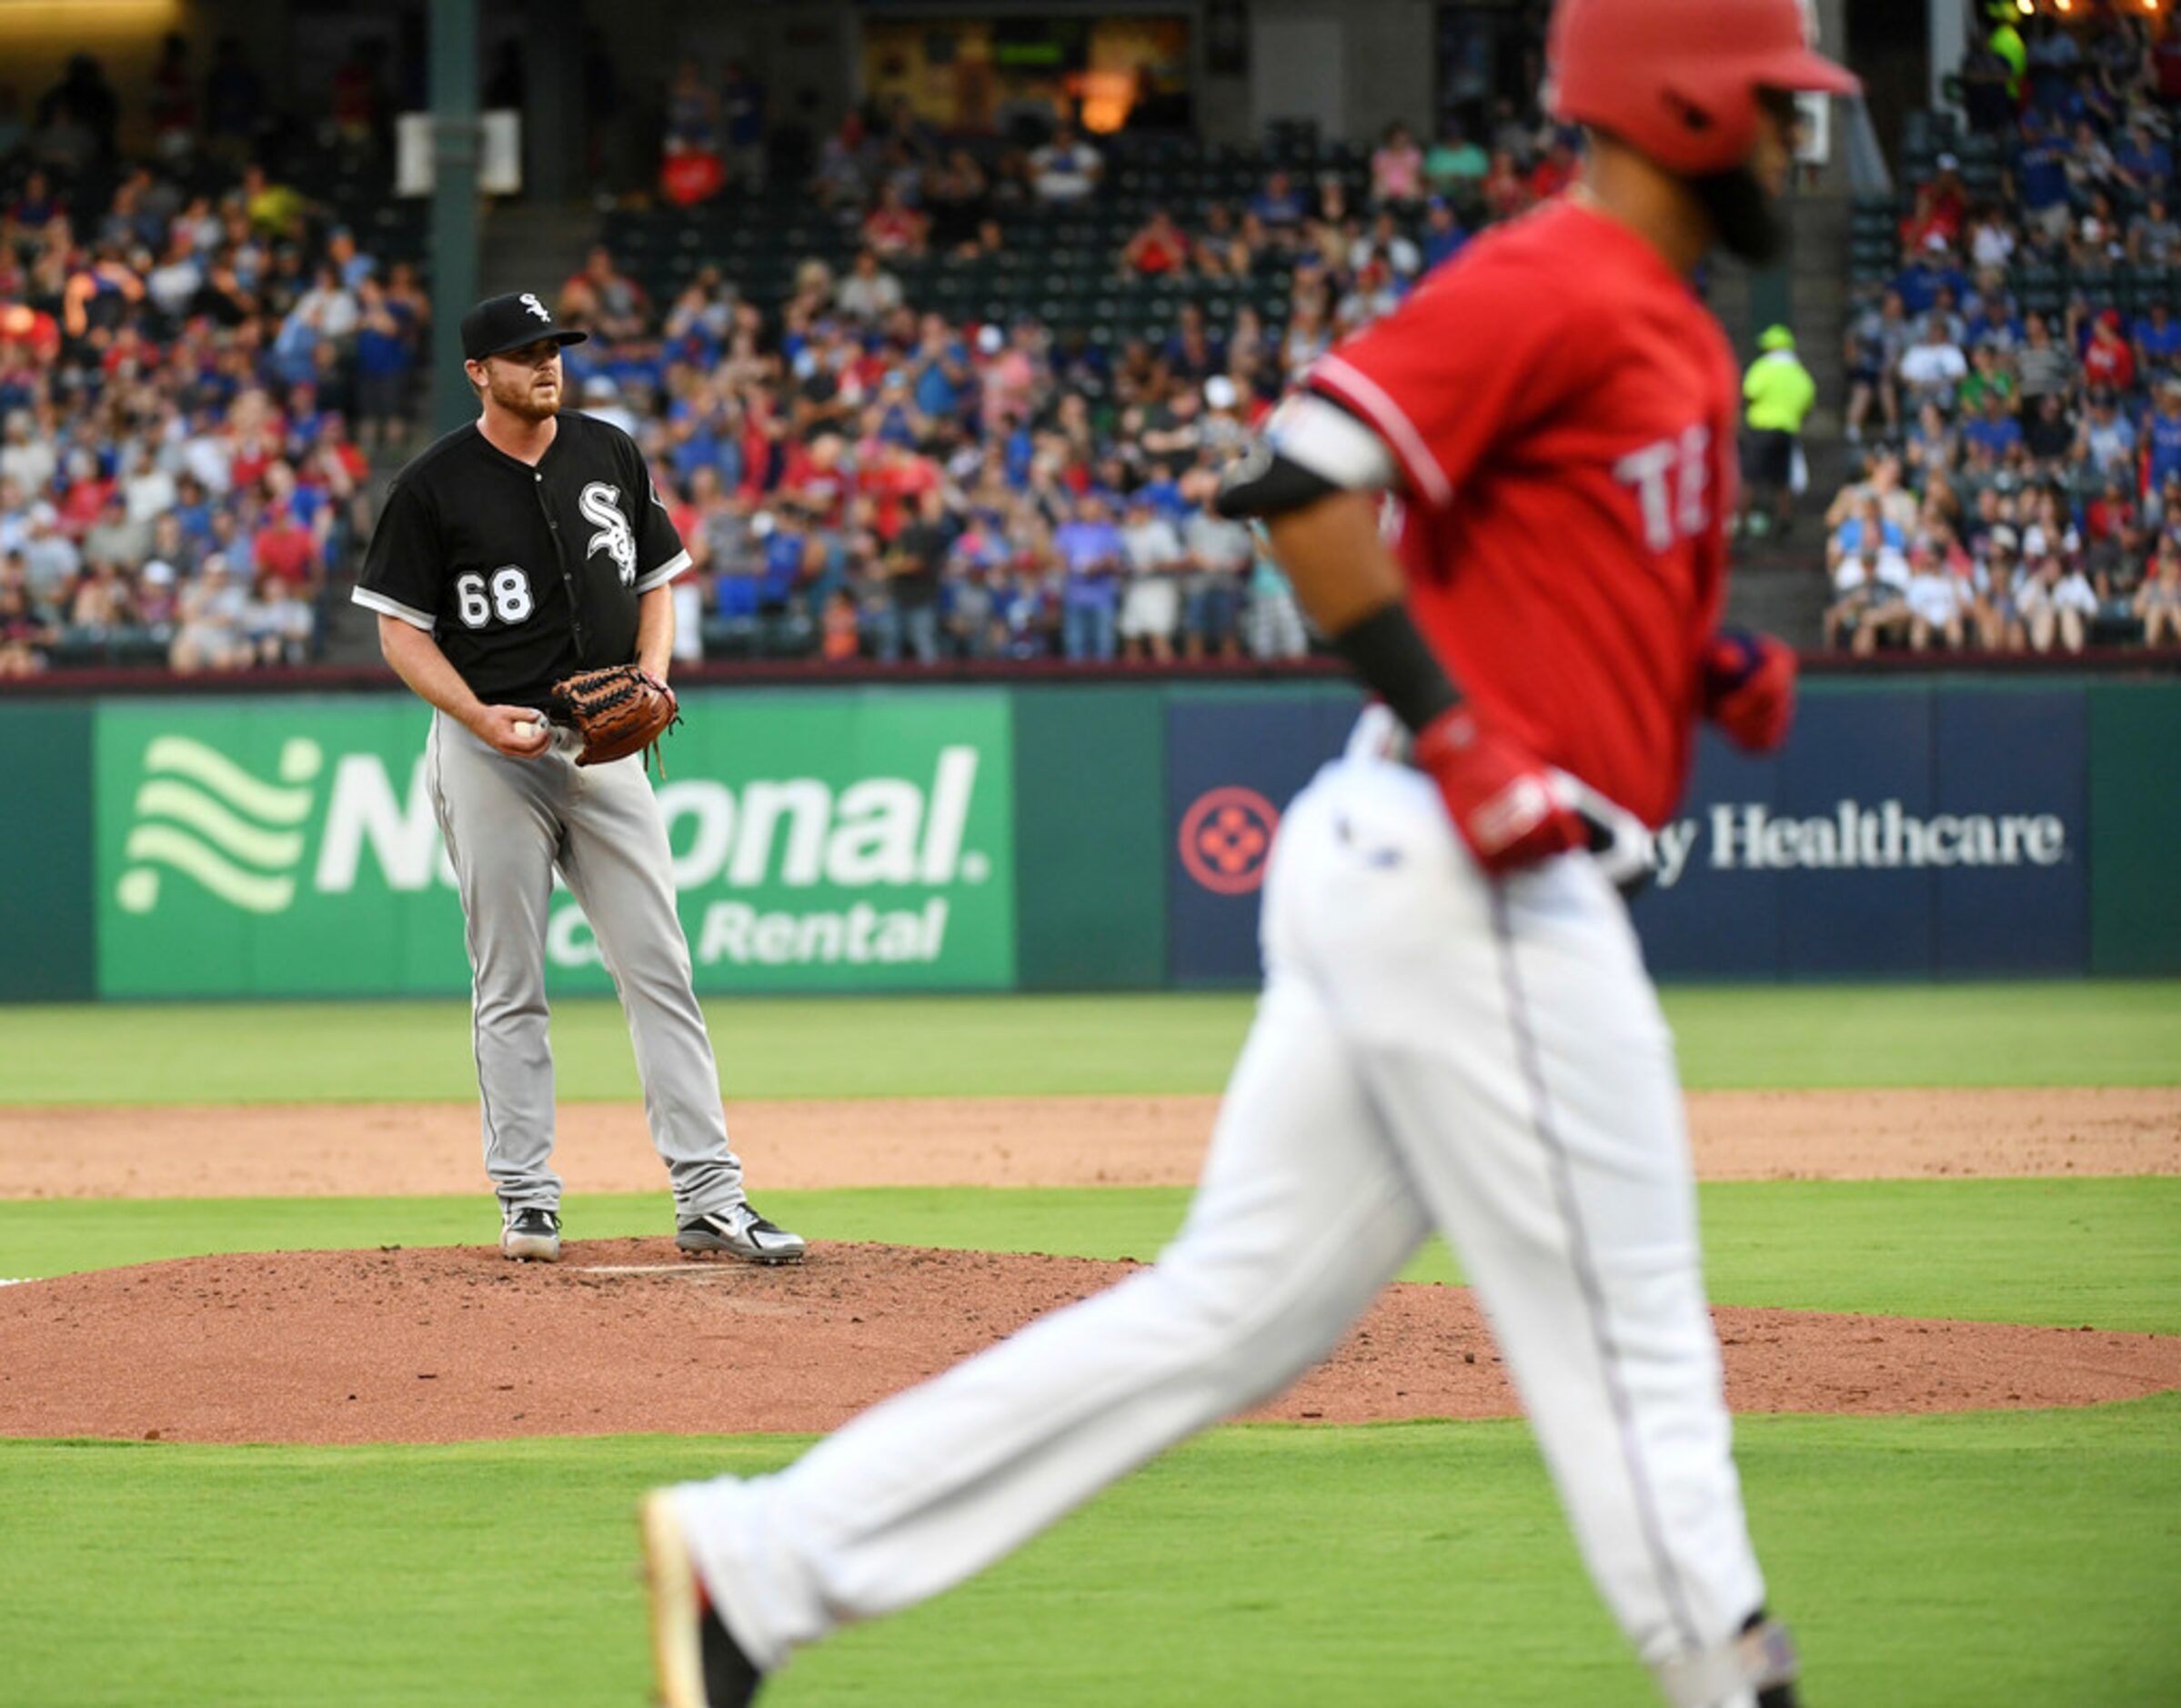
[675,1203,807,1264]
[499,1205,561,1262]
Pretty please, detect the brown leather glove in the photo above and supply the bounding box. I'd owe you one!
[547,665,680,769]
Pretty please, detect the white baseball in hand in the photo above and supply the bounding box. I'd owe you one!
[514,719,546,743]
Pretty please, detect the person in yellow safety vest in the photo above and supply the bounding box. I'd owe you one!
[1742,324,1816,540]
[1985,1,2025,105]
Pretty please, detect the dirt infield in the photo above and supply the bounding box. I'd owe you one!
[5,1241,2176,1445]
[4,1087,2172,1444]
[2,1086,2176,1200]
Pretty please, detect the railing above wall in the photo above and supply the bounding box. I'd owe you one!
[3,648,2179,700]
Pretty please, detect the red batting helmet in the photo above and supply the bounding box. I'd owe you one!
[1547,0,1861,178]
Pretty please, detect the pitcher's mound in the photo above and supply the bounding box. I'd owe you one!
[3,1241,2176,1444]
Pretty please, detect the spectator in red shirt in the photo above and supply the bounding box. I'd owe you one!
[2085,308,2136,393]
[777,431,850,528]
[1898,181,1965,255]
[861,438,939,543]
[859,184,929,258]
[2085,475,2137,547]
[1527,137,1580,202]
[1120,208,1189,276]
[252,504,319,589]
[58,449,114,535]
[1927,156,1969,240]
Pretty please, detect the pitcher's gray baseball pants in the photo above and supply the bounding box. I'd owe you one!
[426,709,745,1218]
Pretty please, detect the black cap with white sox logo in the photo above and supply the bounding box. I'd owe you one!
[459,291,590,362]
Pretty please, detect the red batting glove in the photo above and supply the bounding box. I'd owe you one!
[1412,707,1591,877]
[1701,628,1797,753]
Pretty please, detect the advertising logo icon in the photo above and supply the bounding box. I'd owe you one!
[1179,786,1280,896]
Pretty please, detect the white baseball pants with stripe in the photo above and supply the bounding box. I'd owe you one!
[671,748,1769,1704]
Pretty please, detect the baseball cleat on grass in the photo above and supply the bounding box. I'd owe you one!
[640,1491,763,1707]
[676,1203,806,1264]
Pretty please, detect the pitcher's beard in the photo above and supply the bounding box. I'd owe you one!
[490,376,560,422]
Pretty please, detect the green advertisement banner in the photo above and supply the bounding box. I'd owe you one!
[94,691,1017,997]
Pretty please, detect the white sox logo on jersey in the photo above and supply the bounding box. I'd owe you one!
[520,292,551,323]
[579,483,637,584]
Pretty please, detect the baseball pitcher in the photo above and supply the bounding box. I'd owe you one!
[354,291,803,1267]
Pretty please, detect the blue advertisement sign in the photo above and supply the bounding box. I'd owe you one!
[1165,688,1358,985]
[1631,688,2086,979]
[1168,686,2091,985]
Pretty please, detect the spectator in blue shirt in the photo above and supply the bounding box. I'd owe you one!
[2135,300,2181,382]
[2143,381,2181,491]
[910,314,970,423]
[1249,169,1307,229]
[1422,198,1467,270]
[721,59,767,191]
[2115,122,2172,194]
[1828,497,1908,576]
[1964,390,2025,462]
[1894,240,1970,317]
[2026,25,2083,116]
[171,474,216,553]
[1051,494,1123,661]
[1966,293,2025,357]
[2078,390,2138,478]
[2011,114,2072,237]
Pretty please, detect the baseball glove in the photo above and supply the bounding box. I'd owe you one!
[547,665,681,769]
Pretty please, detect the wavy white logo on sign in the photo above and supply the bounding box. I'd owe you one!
[116,737,324,915]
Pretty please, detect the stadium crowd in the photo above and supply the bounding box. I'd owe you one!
[1828,6,2181,654]
[13,18,2180,680]
[0,33,1593,674]
[0,42,429,677]
[553,95,1582,668]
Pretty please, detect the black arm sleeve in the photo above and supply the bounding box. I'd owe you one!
[1330,600,1462,734]
[1212,445,1343,519]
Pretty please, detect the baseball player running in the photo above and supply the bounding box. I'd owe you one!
[638,1,1844,1701]
[354,290,803,1268]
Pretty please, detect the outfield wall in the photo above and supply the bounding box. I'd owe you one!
[3,677,2176,1000]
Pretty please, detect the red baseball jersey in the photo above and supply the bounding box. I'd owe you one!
[1306,198,1741,828]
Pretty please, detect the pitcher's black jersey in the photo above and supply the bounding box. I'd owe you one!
[354,411,689,705]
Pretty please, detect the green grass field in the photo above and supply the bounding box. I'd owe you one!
[1,980,2176,1102]
[3,984,2178,1705]
[5,1401,2177,1707]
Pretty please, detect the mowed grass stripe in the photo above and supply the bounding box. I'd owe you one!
[2,1178,2176,1332]
[0,1400,2175,1706]
[0,983,2176,1104]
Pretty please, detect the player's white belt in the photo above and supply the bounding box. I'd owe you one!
[1343,704,1658,892]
